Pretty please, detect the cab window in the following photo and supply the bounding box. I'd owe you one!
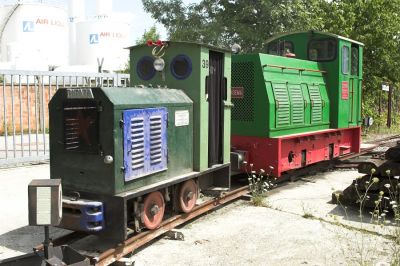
[342,46,350,74]
[351,46,359,76]
[308,38,337,61]
[268,41,294,56]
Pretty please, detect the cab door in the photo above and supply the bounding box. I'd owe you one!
[349,45,360,126]
[207,51,225,167]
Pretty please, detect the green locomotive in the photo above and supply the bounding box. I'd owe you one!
[231,30,362,177]
[49,42,231,241]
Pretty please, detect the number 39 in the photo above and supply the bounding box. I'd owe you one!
[202,59,209,69]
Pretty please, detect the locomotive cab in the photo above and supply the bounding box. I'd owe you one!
[265,30,363,128]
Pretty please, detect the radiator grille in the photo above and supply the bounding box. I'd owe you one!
[232,61,255,122]
[63,100,99,153]
[64,117,79,150]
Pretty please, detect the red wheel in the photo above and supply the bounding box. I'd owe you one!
[142,191,165,230]
[178,179,198,213]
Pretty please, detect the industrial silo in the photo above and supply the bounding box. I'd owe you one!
[70,0,130,71]
[0,0,69,70]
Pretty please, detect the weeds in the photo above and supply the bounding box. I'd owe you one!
[243,161,276,207]
[252,195,270,207]
[334,168,400,265]
[301,202,315,219]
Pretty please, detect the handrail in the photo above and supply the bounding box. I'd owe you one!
[262,64,327,74]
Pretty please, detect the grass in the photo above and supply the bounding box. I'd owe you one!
[301,202,316,219]
[362,123,400,142]
[302,212,315,219]
[251,195,271,208]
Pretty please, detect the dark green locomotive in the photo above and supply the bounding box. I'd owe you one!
[49,42,231,241]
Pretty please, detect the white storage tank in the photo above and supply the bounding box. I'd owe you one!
[0,1,69,70]
[74,17,130,71]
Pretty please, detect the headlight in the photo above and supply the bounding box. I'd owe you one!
[154,58,165,71]
[231,43,241,54]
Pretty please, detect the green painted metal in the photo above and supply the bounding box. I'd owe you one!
[264,30,363,129]
[129,42,232,171]
[232,53,330,137]
[49,87,193,195]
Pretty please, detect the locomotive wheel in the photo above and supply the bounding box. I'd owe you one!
[178,179,198,213]
[142,191,165,230]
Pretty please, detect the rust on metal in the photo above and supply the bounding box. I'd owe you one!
[93,186,248,266]
[34,231,87,251]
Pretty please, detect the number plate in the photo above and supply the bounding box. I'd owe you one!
[67,88,94,99]
[232,87,244,99]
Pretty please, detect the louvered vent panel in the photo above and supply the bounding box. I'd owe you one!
[309,85,323,123]
[149,115,162,165]
[289,84,304,125]
[130,117,145,171]
[272,83,290,127]
[147,108,167,173]
[123,107,168,182]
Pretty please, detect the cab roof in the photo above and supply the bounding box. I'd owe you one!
[127,41,230,53]
[266,30,364,46]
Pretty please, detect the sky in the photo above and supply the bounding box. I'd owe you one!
[83,0,201,45]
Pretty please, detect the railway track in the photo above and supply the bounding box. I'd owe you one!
[7,135,400,266]
[33,186,249,265]
[334,134,400,168]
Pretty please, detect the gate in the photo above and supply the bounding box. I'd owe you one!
[0,69,130,166]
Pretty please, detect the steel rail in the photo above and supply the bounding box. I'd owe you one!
[34,231,88,251]
[339,134,400,161]
[93,186,248,266]
[33,186,249,266]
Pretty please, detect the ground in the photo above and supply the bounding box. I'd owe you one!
[0,164,397,265]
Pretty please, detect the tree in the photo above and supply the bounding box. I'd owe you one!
[142,0,326,52]
[136,25,161,45]
[322,0,400,121]
[116,26,161,73]
[142,0,400,123]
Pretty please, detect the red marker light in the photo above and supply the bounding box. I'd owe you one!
[146,40,153,46]
[156,39,163,46]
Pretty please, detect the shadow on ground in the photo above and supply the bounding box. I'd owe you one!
[0,225,69,260]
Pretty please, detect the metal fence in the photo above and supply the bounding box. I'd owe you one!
[0,69,130,166]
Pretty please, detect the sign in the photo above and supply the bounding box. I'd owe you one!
[67,88,94,99]
[382,83,390,92]
[23,21,34,32]
[89,34,99,44]
[341,81,349,100]
[232,87,244,99]
[175,110,189,127]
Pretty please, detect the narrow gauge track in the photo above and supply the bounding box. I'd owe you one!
[32,135,400,265]
[34,186,249,266]
[334,134,400,168]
